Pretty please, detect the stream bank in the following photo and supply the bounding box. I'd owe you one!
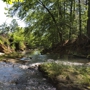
[0,50,57,90]
[0,49,90,90]
[39,62,90,90]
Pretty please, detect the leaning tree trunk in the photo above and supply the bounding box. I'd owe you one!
[39,0,63,43]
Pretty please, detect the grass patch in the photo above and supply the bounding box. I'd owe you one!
[39,62,90,86]
[0,52,24,61]
[5,52,24,58]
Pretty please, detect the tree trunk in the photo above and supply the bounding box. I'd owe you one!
[79,0,82,38]
[39,0,63,43]
[87,0,90,38]
[69,0,73,41]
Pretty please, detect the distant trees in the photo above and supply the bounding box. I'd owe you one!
[0,18,25,50]
[0,22,9,34]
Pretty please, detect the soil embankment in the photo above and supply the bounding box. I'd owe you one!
[42,35,90,58]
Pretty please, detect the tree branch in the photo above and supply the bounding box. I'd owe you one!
[38,0,62,42]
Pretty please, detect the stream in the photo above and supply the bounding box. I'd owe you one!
[0,62,56,90]
[0,50,90,90]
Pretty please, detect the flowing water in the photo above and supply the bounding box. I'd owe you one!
[0,61,56,90]
[0,50,90,90]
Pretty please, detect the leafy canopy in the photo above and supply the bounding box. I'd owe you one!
[2,0,88,48]
[3,0,23,4]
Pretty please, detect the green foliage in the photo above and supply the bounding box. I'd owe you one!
[0,38,4,44]
[0,22,10,34]
[0,40,3,44]
[0,52,24,60]
[40,62,71,78]
[0,35,9,45]
[0,18,26,50]
[3,0,23,4]
[2,0,89,49]
[40,62,90,85]
[5,52,24,58]
[10,27,25,50]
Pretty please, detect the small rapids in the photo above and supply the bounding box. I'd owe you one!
[0,61,56,90]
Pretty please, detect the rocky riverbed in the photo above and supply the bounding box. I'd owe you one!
[0,61,56,90]
[0,53,90,90]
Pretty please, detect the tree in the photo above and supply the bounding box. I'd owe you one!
[3,0,23,4]
[78,0,82,37]
[69,0,73,40]
[87,0,90,38]
[9,19,19,32]
[2,0,88,48]
[0,22,10,34]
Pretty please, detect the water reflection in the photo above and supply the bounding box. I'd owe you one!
[22,49,89,63]
[21,53,89,64]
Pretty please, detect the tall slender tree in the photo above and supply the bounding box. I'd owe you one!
[79,0,82,37]
[87,0,90,38]
[69,0,73,40]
